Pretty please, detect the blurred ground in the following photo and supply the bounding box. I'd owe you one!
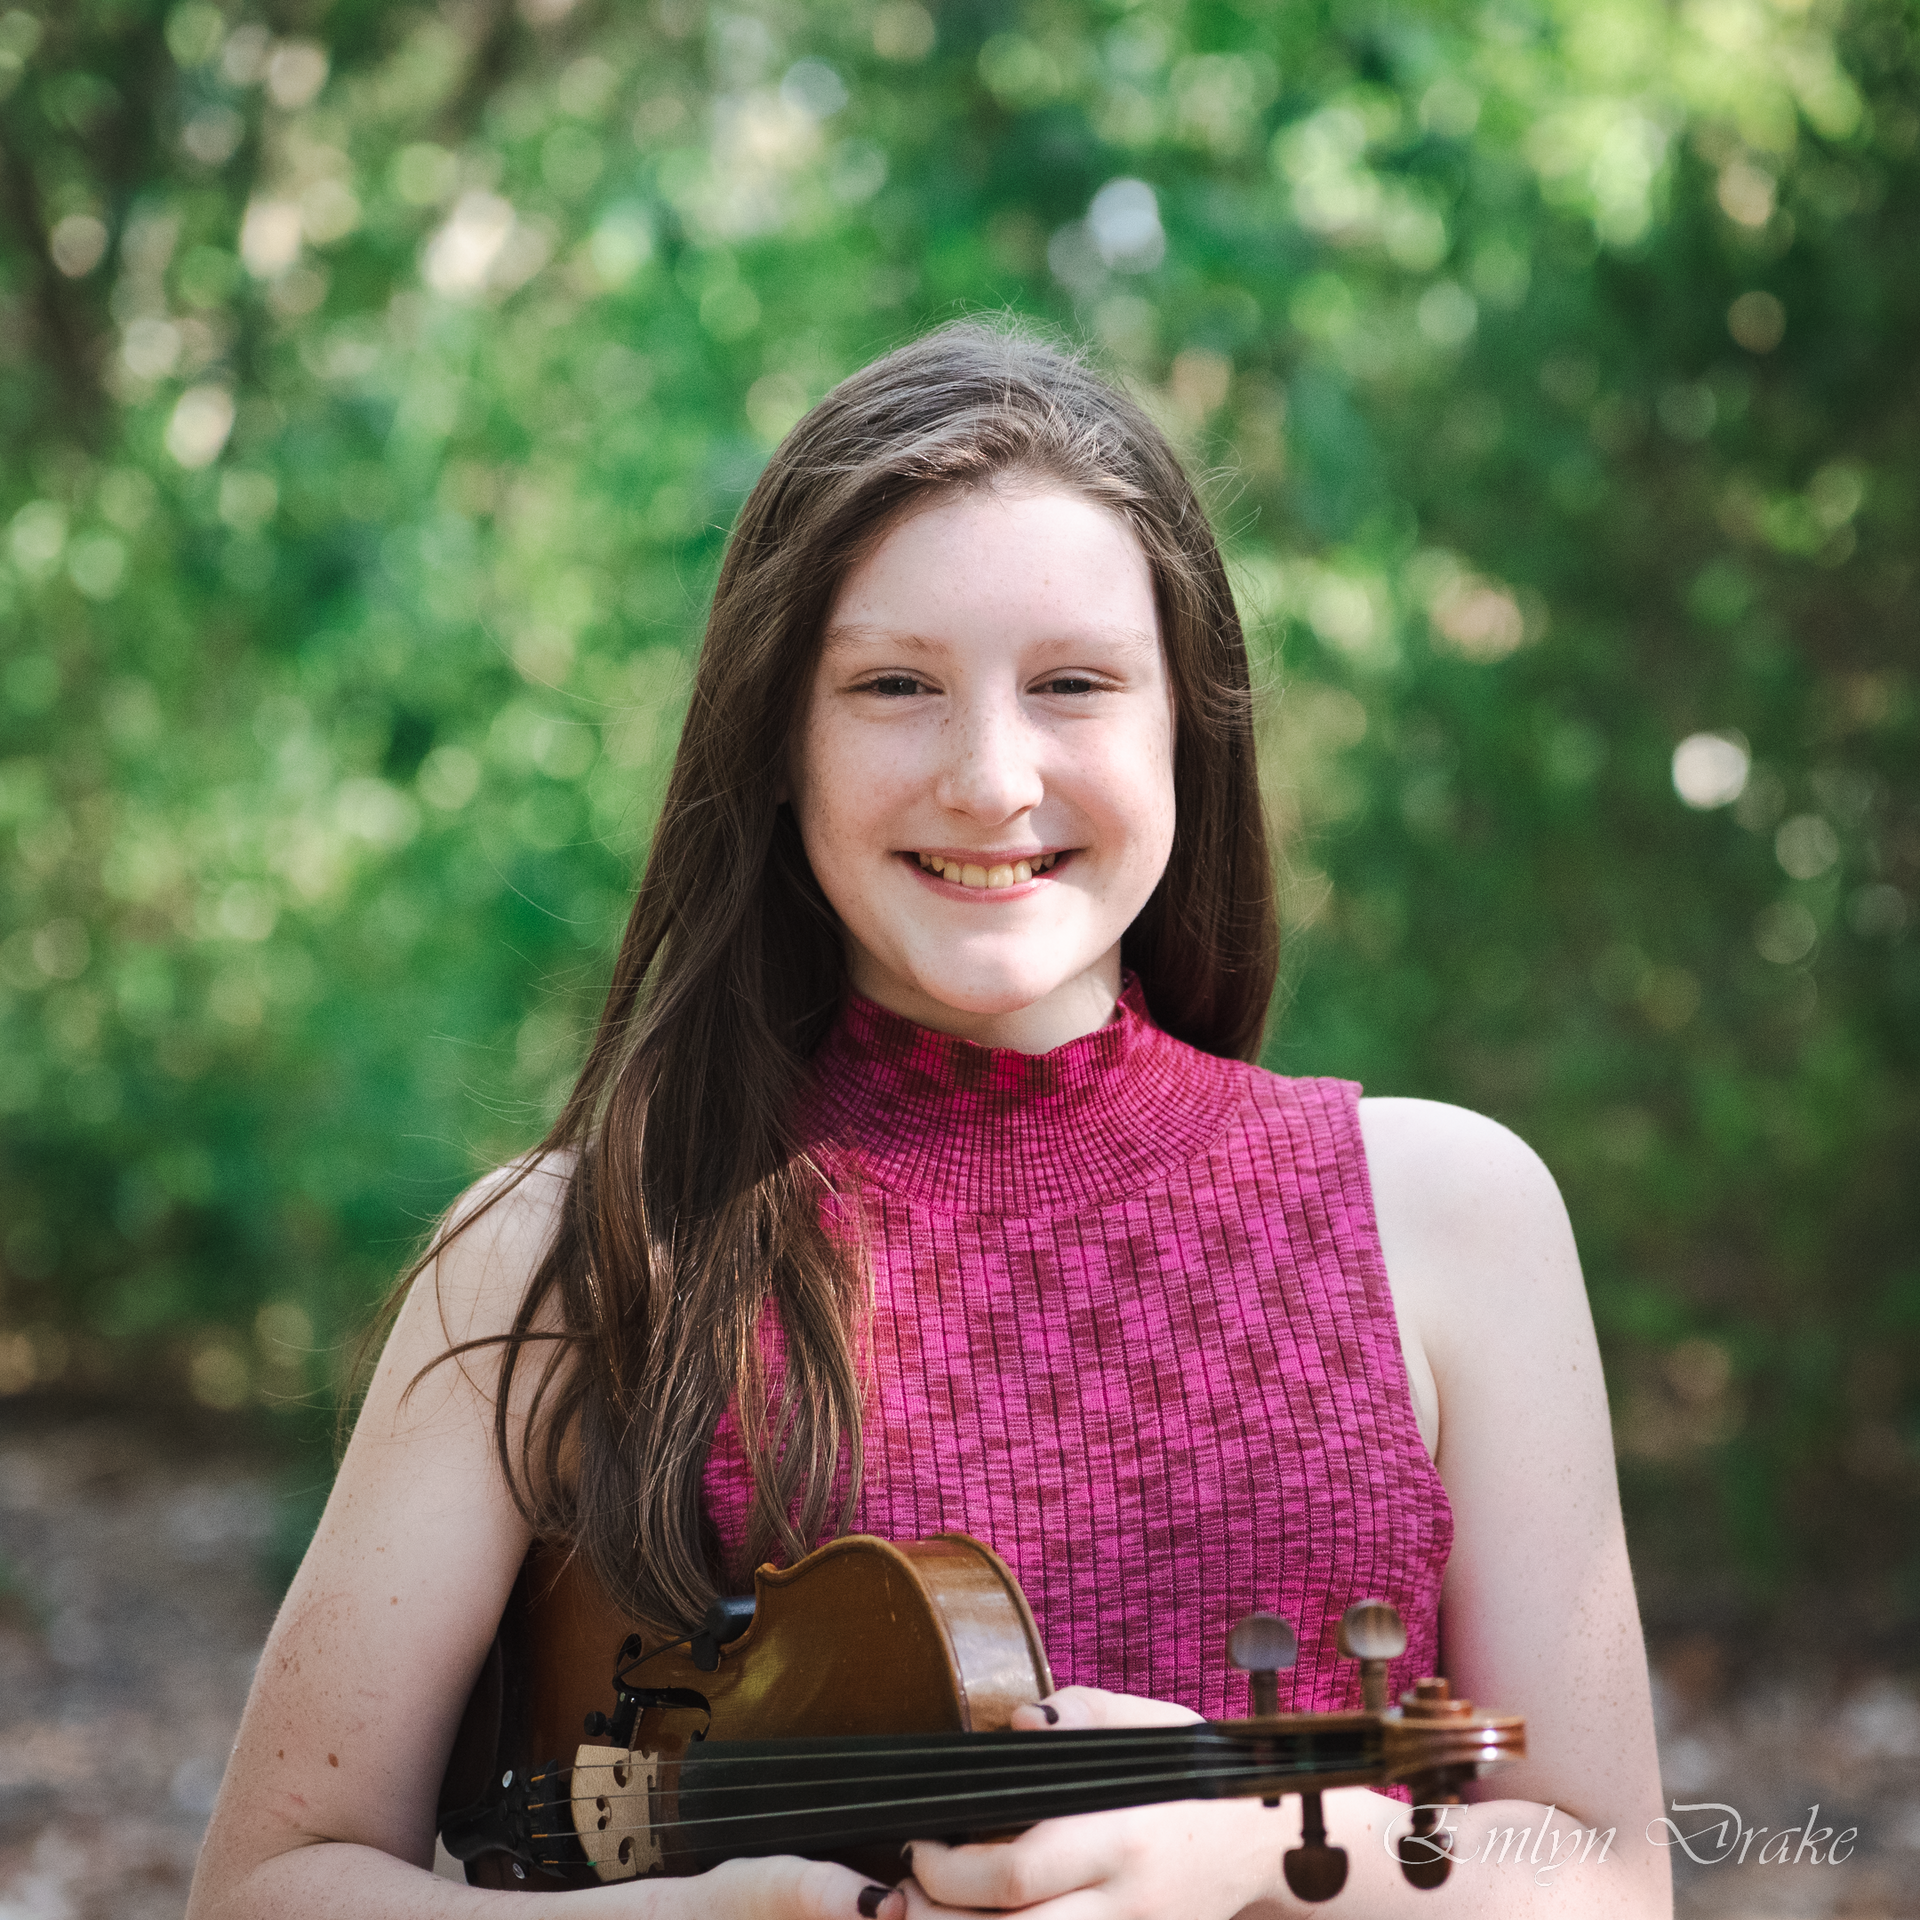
[0,1401,280,1920]
[1,1398,1915,1919]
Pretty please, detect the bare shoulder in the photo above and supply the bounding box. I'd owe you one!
[397,1151,576,1385]
[1356,1090,1597,1404]
[1356,1096,1581,1340]
[1349,1098,1570,1465]
[1357,1096,1567,1234]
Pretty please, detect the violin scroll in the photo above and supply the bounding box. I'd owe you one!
[1220,1604,1516,1900]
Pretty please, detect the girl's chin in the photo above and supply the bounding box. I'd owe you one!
[855,950,1123,1033]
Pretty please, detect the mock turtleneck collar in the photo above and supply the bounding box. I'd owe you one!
[801,977,1243,1215]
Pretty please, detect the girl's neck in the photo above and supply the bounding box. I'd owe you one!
[844,949,1123,1055]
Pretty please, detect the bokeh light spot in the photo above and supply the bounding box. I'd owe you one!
[265,39,329,111]
[873,2,935,61]
[49,212,108,276]
[1088,178,1165,272]
[1672,731,1750,809]
[1727,290,1786,353]
[1775,814,1839,881]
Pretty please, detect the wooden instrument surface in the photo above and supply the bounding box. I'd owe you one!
[437,1532,1523,1897]
[444,1532,1057,1888]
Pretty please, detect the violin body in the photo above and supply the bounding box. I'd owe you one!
[438,1532,1522,1896]
[442,1532,1054,1888]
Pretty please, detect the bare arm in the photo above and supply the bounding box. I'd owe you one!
[187,1164,896,1920]
[1359,1095,1670,1916]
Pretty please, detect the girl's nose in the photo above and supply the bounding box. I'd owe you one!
[934,697,1044,822]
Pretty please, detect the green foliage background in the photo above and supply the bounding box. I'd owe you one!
[2,0,1915,1637]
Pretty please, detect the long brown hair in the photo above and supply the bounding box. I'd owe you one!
[401,321,1278,1632]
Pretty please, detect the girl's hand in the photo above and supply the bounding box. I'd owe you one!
[672,1854,908,1920]
[897,1688,1273,1919]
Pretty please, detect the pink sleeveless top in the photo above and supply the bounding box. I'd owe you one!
[704,981,1452,1719]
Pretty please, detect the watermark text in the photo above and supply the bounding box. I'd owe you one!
[1648,1801,1856,1867]
[1390,1805,1615,1886]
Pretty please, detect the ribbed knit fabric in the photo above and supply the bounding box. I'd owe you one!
[703,980,1452,1720]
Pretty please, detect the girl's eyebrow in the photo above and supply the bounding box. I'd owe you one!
[821,621,1160,658]
[819,623,943,657]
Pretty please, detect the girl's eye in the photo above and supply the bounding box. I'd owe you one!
[1037,676,1099,696]
[863,675,926,697]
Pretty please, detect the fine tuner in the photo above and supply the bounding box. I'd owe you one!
[438,1534,1523,1900]
[1230,1597,1462,1897]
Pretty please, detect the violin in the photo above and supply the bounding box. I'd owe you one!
[438,1532,1522,1903]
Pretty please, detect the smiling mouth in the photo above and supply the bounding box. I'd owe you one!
[914,851,1061,889]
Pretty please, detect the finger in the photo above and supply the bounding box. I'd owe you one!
[687,1853,906,1920]
[1010,1685,1203,1731]
[898,1871,1089,1920]
[1008,1687,1107,1732]
[903,1815,1119,1911]
[1006,1698,1062,1730]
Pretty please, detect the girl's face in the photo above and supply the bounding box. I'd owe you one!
[790,484,1175,1054]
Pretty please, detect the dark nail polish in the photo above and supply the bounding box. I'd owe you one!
[858,1887,890,1917]
[1039,1702,1059,1724]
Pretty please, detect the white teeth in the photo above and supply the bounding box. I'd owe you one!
[986,864,1013,889]
[1013,861,1032,884]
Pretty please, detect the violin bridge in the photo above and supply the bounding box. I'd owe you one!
[570,1744,663,1881]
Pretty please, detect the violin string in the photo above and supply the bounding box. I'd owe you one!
[502,1732,1505,1871]
[542,1753,1297,1810]
[525,1726,1378,1785]
[521,1750,1382,1822]
[542,1746,1369,1803]
[522,1742,1220,1794]
[507,1729,1503,1864]
[522,1720,1497,1789]
[522,1727,1503,1813]
[526,1753,1364,1845]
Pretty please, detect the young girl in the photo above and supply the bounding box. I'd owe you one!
[188,325,1669,1919]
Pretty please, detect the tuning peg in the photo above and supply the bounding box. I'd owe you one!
[1226,1612,1298,1720]
[1336,1601,1406,1712]
[1227,1613,1297,1809]
[1397,1798,1456,1889]
[1283,1790,1349,1902]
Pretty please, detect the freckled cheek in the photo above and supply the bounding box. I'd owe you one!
[797,726,919,853]
[1078,738,1175,862]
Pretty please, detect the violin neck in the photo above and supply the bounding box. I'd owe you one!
[667,1722,1382,1867]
